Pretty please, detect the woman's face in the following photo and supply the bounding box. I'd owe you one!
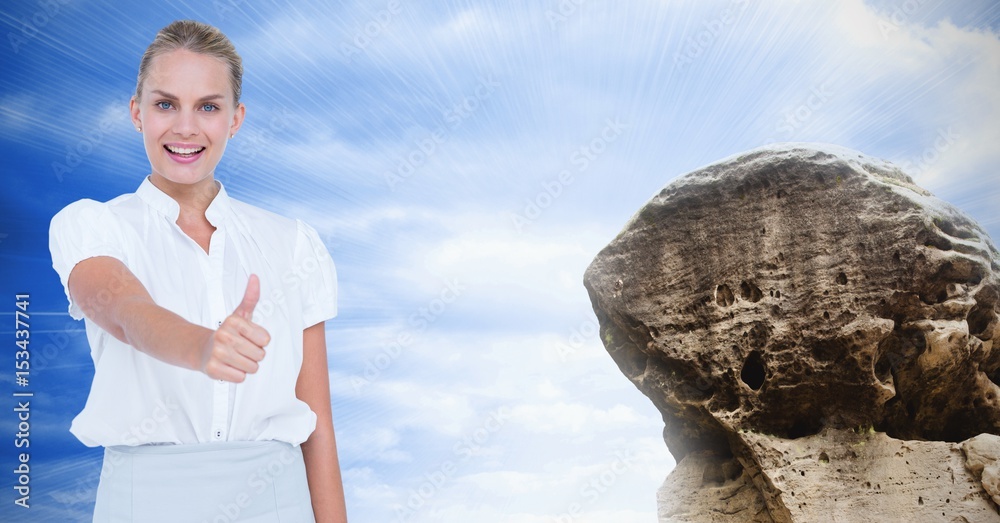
[130,49,244,189]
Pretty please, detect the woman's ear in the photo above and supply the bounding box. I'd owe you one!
[129,96,142,132]
[229,102,246,139]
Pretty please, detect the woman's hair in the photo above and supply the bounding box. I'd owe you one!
[135,20,243,104]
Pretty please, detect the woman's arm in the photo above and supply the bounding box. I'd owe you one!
[68,255,269,382]
[297,322,348,522]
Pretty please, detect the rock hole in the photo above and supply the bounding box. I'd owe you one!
[836,272,848,285]
[893,251,901,263]
[921,232,954,251]
[823,311,830,320]
[702,462,724,485]
[740,281,763,302]
[788,418,821,438]
[874,351,894,384]
[988,369,1000,389]
[775,290,781,299]
[740,352,766,391]
[918,496,923,505]
[819,452,829,464]
[716,284,735,307]
[778,252,785,262]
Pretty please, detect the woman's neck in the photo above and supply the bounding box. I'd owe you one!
[148,174,219,253]
[148,173,220,219]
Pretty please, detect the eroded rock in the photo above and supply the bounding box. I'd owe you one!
[584,143,1000,521]
[964,434,1000,507]
[662,429,999,522]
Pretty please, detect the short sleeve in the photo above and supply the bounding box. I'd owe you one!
[49,200,126,320]
[295,219,338,328]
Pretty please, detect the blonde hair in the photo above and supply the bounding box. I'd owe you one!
[135,20,243,104]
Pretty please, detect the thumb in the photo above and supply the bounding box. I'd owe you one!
[234,274,260,320]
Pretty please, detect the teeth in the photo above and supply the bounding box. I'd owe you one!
[165,145,204,155]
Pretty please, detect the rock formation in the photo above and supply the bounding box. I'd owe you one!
[583,143,1000,521]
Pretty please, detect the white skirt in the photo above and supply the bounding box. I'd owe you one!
[93,441,315,522]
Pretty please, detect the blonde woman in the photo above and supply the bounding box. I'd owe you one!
[49,20,347,522]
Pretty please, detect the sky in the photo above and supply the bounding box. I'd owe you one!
[1,0,999,521]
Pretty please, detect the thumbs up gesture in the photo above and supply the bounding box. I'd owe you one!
[200,274,271,382]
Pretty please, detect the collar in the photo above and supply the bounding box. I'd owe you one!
[136,176,232,226]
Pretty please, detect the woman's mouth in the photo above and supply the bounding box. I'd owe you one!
[164,144,206,162]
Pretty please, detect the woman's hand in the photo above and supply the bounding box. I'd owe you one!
[200,274,271,382]
[68,257,270,382]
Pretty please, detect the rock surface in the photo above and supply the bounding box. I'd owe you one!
[584,143,1000,521]
[661,430,1000,522]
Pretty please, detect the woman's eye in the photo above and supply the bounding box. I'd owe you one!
[156,101,172,110]
[202,104,218,112]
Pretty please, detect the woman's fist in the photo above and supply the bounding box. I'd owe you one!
[200,274,271,382]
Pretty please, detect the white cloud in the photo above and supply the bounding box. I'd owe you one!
[342,466,399,508]
[507,402,652,434]
[389,434,673,523]
[335,423,411,464]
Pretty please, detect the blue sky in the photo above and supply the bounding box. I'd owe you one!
[1,1,999,521]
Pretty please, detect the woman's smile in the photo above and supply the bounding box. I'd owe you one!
[164,142,207,163]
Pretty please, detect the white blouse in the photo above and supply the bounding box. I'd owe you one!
[49,177,337,447]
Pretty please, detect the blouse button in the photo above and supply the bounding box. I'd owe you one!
[214,430,222,439]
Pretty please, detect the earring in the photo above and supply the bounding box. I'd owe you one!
[230,134,234,139]
[136,127,142,132]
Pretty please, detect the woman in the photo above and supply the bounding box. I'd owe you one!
[48,20,348,522]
